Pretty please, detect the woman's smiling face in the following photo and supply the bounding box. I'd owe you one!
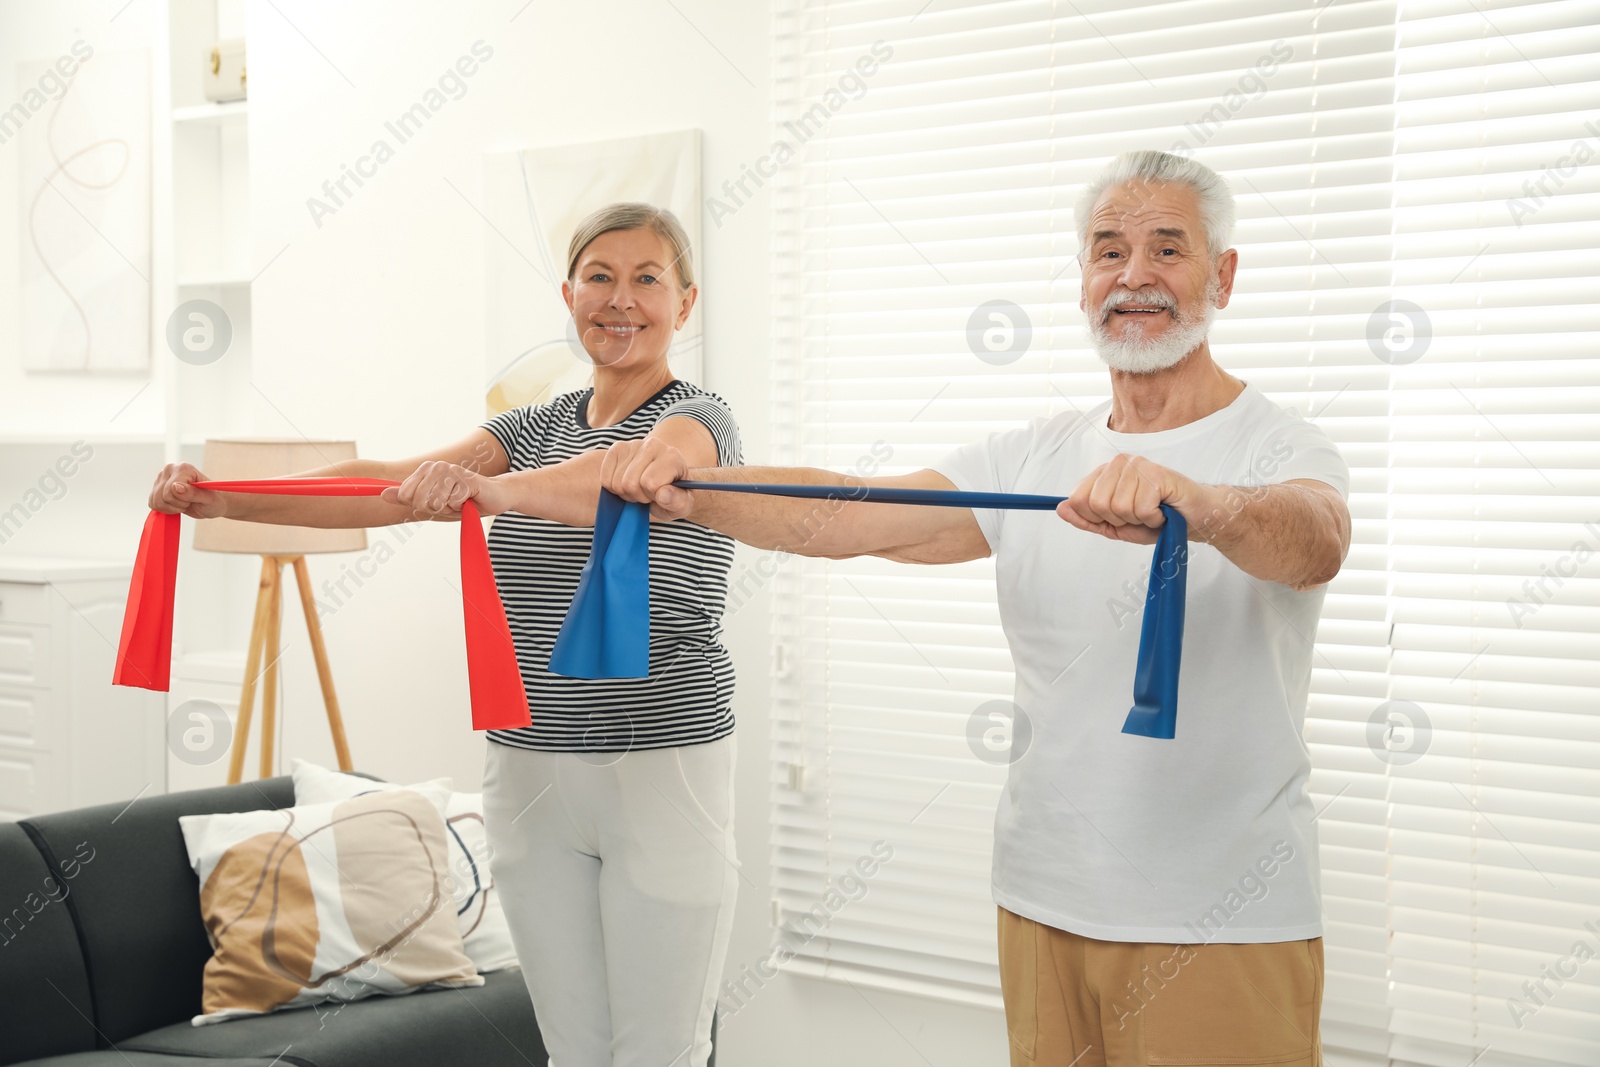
[563,227,696,369]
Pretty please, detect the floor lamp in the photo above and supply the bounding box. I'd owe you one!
[194,438,367,784]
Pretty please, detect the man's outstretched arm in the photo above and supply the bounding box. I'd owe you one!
[1057,453,1350,590]
[601,438,990,565]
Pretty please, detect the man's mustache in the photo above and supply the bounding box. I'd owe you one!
[1098,289,1177,322]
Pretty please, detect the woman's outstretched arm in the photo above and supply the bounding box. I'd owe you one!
[151,413,724,532]
[376,413,722,528]
[147,429,509,528]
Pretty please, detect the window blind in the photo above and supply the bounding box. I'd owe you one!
[1381,3,1600,1066]
[767,2,1598,1063]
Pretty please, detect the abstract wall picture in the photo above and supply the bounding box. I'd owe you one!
[17,48,151,372]
[483,128,701,416]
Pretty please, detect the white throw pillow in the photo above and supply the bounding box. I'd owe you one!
[179,784,482,1025]
[291,759,520,973]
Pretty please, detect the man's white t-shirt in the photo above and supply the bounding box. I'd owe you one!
[932,382,1348,944]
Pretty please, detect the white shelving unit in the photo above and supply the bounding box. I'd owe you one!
[158,0,266,783]
[164,0,255,458]
[171,98,248,123]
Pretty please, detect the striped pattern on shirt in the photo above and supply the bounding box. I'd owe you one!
[480,380,742,752]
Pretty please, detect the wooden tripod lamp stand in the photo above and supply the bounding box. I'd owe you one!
[194,438,366,784]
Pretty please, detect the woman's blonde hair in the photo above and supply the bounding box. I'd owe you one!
[565,202,695,290]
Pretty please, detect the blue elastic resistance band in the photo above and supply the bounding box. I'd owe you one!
[548,483,1189,739]
[547,488,653,679]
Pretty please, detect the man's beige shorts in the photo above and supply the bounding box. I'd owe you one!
[998,906,1323,1066]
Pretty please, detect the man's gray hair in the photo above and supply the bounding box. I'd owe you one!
[1075,150,1236,260]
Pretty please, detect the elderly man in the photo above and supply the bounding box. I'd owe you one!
[603,150,1349,1065]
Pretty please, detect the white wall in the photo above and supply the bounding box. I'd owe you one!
[0,1,167,438]
[0,1,1008,1062]
[0,0,167,554]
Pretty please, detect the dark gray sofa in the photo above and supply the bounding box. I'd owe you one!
[0,776,581,1067]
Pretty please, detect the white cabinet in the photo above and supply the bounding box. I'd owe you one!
[0,558,166,820]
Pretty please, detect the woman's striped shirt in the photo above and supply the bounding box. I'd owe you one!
[479,380,742,752]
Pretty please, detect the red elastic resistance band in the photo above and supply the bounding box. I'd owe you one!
[112,478,532,732]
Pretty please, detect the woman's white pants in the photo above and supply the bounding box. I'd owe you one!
[483,736,739,1067]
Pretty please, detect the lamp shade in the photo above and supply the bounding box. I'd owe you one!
[192,438,369,555]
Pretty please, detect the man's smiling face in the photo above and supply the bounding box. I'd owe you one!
[1079,179,1235,374]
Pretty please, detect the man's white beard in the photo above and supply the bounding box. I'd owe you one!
[1088,282,1219,374]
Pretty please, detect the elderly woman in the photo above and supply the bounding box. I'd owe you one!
[149,203,741,1067]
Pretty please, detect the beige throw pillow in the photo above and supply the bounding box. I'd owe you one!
[179,784,483,1025]
[291,758,520,973]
